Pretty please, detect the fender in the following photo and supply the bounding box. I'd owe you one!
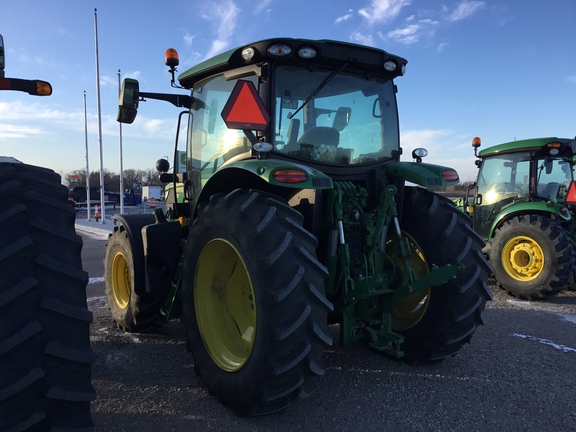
[384,161,459,187]
[197,158,334,206]
[112,213,183,298]
[487,201,570,240]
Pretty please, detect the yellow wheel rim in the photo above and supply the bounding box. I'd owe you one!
[111,252,131,309]
[387,233,431,332]
[502,235,544,281]
[195,239,256,372]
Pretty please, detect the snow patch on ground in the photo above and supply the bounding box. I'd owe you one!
[513,333,576,353]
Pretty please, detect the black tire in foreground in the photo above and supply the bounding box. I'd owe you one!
[181,189,333,416]
[104,224,162,332]
[489,215,576,300]
[0,161,95,431]
[393,187,492,362]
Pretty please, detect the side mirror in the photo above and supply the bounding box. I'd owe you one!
[117,78,140,124]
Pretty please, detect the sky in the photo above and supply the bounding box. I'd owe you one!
[1,0,575,184]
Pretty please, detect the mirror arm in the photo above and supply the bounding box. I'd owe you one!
[139,92,192,109]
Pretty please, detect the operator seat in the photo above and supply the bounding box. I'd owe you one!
[297,126,340,147]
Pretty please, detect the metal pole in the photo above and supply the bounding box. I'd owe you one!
[94,8,105,224]
[118,69,125,214]
[84,90,91,221]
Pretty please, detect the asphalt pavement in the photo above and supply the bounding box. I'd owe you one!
[76,210,576,431]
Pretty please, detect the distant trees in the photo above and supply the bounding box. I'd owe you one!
[67,168,163,193]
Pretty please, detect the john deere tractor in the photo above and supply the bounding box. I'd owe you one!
[456,136,576,300]
[105,38,491,415]
[0,34,95,430]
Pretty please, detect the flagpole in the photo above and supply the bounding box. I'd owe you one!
[94,7,105,224]
[84,90,91,221]
[118,69,125,214]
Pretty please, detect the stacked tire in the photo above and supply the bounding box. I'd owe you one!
[0,161,95,431]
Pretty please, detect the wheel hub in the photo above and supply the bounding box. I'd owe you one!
[195,238,256,372]
[503,236,544,281]
[111,252,131,309]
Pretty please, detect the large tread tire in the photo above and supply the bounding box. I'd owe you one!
[104,225,162,332]
[490,215,576,300]
[181,189,333,416]
[396,187,492,362]
[0,162,95,431]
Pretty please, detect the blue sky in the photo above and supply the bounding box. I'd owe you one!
[1,0,575,183]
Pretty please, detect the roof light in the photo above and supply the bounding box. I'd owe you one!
[241,47,255,61]
[401,64,406,75]
[273,169,307,183]
[268,44,292,57]
[298,46,316,59]
[472,137,482,148]
[164,48,179,68]
[549,148,560,156]
[546,142,562,148]
[441,170,459,182]
[384,60,397,72]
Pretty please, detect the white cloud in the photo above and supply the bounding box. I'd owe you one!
[0,123,45,139]
[358,0,411,26]
[387,19,439,45]
[350,32,374,46]
[253,0,273,15]
[437,42,449,52]
[183,33,194,46]
[336,9,354,24]
[124,71,141,80]
[448,1,485,22]
[202,0,240,59]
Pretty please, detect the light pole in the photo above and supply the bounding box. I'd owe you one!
[84,90,91,220]
[118,69,124,214]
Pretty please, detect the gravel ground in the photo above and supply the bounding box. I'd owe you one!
[88,284,576,432]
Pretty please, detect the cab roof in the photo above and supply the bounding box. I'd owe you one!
[177,37,407,88]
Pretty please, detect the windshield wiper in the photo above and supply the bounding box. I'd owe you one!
[288,62,349,120]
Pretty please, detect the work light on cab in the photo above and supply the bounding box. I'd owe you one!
[384,61,397,72]
[242,47,255,61]
[298,47,317,59]
[267,44,291,57]
[547,142,562,156]
[273,169,308,183]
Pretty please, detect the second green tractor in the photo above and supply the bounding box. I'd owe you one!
[456,136,576,299]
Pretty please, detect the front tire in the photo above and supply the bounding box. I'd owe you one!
[490,215,576,299]
[0,162,95,431]
[104,224,162,332]
[181,189,333,416]
[393,187,492,362]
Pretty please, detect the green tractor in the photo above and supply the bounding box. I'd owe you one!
[455,136,576,300]
[105,38,491,416]
[0,34,95,430]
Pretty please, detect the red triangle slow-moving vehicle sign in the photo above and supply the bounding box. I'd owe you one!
[221,80,270,131]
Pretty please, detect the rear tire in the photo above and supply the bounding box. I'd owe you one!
[394,187,492,362]
[0,162,95,431]
[181,189,333,416]
[490,215,576,299]
[104,224,162,332]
